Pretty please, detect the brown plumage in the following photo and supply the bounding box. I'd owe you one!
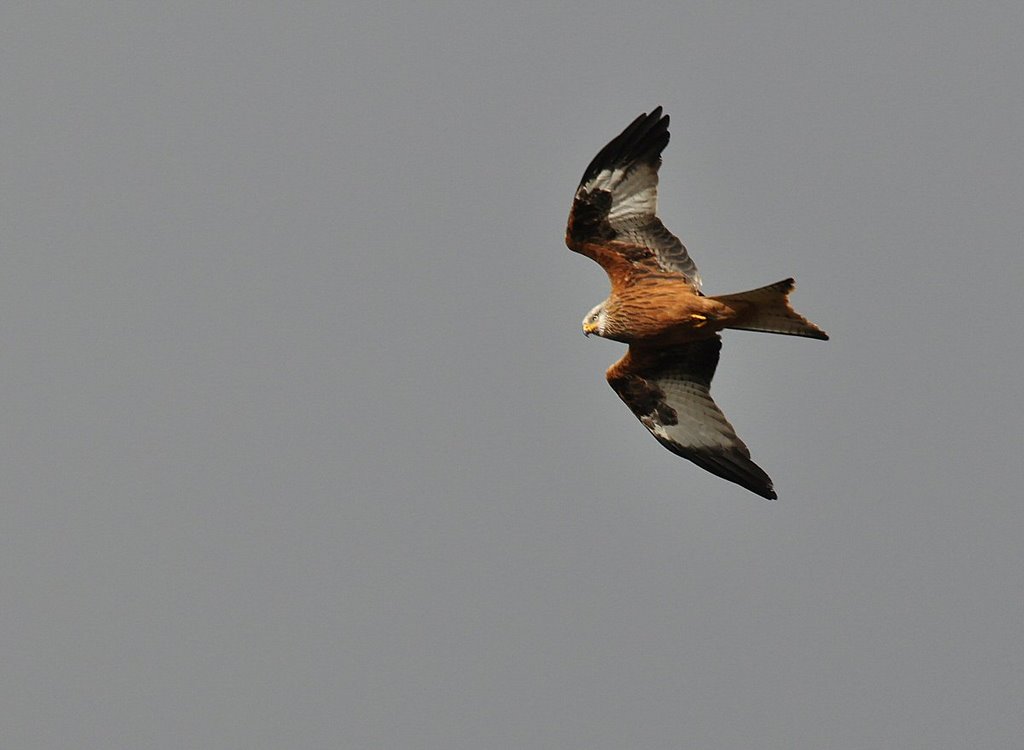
[566,107,828,500]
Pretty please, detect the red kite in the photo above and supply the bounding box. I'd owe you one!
[566,107,827,499]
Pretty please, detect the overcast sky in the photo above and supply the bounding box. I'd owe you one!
[2,3,1023,748]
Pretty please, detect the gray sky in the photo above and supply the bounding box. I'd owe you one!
[3,2,1023,748]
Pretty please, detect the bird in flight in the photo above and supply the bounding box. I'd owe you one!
[565,107,827,500]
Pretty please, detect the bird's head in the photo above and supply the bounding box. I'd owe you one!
[582,302,607,337]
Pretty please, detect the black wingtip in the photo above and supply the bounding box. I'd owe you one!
[740,474,777,501]
[685,449,777,500]
[578,107,671,188]
[746,479,777,501]
[745,475,774,504]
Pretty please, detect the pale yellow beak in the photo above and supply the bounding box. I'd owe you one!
[582,321,597,337]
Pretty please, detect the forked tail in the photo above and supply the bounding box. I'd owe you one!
[713,278,829,340]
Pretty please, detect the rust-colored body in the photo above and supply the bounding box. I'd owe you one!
[599,267,744,346]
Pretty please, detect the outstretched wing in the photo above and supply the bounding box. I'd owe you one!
[566,107,702,291]
[606,336,776,499]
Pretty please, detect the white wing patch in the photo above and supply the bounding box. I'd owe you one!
[655,377,738,450]
[582,165,659,226]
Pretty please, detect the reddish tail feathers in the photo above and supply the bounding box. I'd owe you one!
[713,278,829,340]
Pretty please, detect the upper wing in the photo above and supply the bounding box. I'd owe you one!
[566,107,702,291]
[606,336,776,499]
